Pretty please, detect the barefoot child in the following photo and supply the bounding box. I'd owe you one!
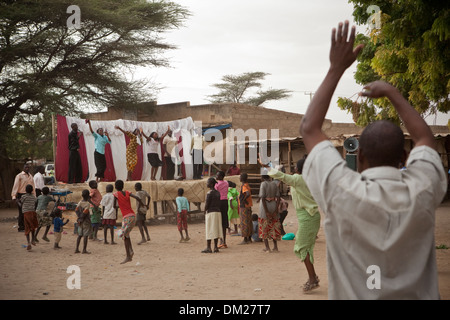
[214,171,228,248]
[101,184,117,245]
[202,178,223,253]
[20,184,39,250]
[134,182,151,244]
[88,180,102,241]
[75,189,92,254]
[114,180,145,264]
[176,188,190,242]
[35,186,55,242]
[251,213,262,243]
[227,181,240,235]
[53,208,69,249]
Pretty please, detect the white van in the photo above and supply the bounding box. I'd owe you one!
[44,163,54,176]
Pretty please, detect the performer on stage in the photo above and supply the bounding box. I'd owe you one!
[68,123,83,184]
[142,126,170,181]
[115,125,142,181]
[87,119,111,182]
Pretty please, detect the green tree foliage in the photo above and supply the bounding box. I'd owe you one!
[207,72,292,106]
[338,0,449,126]
[0,0,189,198]
[6,113,53,161]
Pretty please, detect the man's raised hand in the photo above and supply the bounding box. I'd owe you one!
[360,80,396,99]
[330,21,364,72]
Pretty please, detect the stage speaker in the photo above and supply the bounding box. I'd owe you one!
[346,154,357,171]
[344,137,359,171]
[343,137,359,153]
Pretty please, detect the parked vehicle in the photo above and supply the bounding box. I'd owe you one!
[44,163,54,177]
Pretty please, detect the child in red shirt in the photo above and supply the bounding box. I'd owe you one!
[113,180,145,264]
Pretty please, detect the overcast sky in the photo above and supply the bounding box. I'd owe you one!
[138,0,447,125]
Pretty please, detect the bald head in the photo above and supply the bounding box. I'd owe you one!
[359,120,405,168]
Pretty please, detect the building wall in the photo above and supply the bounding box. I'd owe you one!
[87,101,448,141]
[86,101,449,178]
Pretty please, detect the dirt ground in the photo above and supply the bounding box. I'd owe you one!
[0,199,449,301]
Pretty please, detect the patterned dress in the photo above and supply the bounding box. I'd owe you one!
[125,131,142,172]
[238,183,253,238]
[268,169,320,264]
[258,180,281,241]
[227,187,240,224]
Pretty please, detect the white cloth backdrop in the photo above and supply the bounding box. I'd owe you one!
[64,116,195,181]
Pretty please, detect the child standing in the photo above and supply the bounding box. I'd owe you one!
[251,213,262,242]
[53,208,69,249]
[176,188,190,242]
[238,173,253,245]
[101,184,117,245]
[202,178,223,253]
[278,197,289,235]
[75,189,92,254]
[20,184,39,250]
[227,181,240,235]
[134,182,151,244]
[35,186,55,242]
[214,171,229,248]
[88,180,102,241]
[114,180,145,264]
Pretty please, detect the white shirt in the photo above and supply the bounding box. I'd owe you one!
[147,138,159,154]
[11,171,35,198]
[163,135,177,157]
[191,135,204,150]
[303,140,447,300]
[100,193,116,220]
[33,172,45,190]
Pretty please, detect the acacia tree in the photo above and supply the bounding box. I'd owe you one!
[0,0,189,199]
[337,0,449,126]
[207,72,292,106]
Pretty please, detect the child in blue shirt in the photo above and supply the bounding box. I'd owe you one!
[53,208,69,249]
[176,188,190,242]
[252,213,262,242]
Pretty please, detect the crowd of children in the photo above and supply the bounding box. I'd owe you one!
[17,170,290,264]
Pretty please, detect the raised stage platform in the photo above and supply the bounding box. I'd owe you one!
[50,176,242,222]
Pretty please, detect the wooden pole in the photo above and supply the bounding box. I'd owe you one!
[287,141,292,174]
[51,113,56,163]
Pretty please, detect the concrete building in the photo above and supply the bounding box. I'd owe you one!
[87,101,449,175]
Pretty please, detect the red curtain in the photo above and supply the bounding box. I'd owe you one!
[160,139,167,180]
[55,115,69,183]
[55,115,88,183]
[103,143,116,182]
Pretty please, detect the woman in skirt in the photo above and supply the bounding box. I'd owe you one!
[258,174,281,252]
[259,157,321,293]
[202,177,223,253]
[142,127,170,180]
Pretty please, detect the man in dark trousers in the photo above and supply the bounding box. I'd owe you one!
[68,123,83,184]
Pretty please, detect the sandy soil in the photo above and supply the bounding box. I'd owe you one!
[0,199,449,301]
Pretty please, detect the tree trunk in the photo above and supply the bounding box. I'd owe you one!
[0,152,17,201]
[445,136,450,199]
